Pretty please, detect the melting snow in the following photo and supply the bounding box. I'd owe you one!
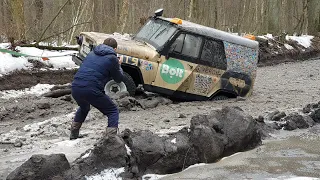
[0,43,78,75]
[286,35,314,48]
[16,46,78,69]
[266,34,274,39]
[85,167,125,180]
[0,52,32,74]
[125,144,131,155]
[142,174,167,180]
[81,150,91,159]
[0,84,55,99]
[284,44,294,50]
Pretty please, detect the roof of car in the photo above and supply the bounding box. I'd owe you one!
[159,17,259,49]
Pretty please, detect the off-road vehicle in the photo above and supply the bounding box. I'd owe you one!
[72,9,259,101]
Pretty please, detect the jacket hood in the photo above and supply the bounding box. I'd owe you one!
[93,44,116,56]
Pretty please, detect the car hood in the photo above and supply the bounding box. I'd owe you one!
[80,32,159,61]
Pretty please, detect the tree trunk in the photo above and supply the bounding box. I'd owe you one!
[119,0,129,34]
[8,0,26,41]
[267,0,280,34]
[34,0,43,33]
[307,0,320,35]
[188,0,194,21]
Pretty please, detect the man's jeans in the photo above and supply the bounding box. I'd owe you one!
[71,86,119,127]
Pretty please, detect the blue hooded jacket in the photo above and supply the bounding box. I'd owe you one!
[72,44,123,90]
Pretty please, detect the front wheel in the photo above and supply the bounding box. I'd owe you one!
[104,72,136,96]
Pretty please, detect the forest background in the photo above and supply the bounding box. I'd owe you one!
[0,0,319,45]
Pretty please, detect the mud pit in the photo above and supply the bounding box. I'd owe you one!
[1,57,320,178]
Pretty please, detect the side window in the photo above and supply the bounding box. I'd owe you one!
[200,39,227,70]
[170,33,202,62]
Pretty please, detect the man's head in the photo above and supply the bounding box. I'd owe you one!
[103,38,118,50]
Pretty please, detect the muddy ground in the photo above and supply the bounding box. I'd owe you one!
[1,57,320,179]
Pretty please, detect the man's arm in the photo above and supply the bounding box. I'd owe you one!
[110,55,124,83]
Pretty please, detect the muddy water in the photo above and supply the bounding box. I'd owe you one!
[161,125,320,180]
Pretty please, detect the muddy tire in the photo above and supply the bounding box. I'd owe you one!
[122,72,136,96]
[211,95,228,101]
[104,72,136,96]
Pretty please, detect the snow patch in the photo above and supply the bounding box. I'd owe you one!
[0,53,32,75]
[266,34,274,39]
[0,84,55,99]
[286,35,314,48]
[85,167,125,180]
[0,43,10,49]
[284,44,294,50]
[16,46,78,69]
[155,126,186,136]
[142,174,167,180]
[125,144,131,156]
[81,150,91,159]
[184,163,206,170]
[257,35,267,40]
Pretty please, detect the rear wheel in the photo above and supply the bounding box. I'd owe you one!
[104,72,136,96]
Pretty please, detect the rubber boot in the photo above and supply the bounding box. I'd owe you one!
[105,127,118,137]
[70,122,82,140]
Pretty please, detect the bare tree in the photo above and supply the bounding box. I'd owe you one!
[307,0,320,35]
[119,0,129,33]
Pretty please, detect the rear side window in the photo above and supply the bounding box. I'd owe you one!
[200,39,227,70]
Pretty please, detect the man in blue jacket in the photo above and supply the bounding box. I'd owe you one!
[70,38,123,140]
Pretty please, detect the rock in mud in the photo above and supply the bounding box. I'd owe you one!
[282,113,315,130]
[178,113,187,118]
[207,106,261,155]
[124,129,199,175]
[124,106,261,176]
[36,101,51,109]
[7,154,70,180]
[13,139,23,147]
[63,135,127,179]
[265,110,280,121]
[271,111,286,121]
[310,108,320,123]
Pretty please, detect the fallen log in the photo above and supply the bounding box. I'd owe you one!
[20,44,78,51]
[42,89,71,98]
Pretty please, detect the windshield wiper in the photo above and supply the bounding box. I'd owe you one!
[154,28,167,39]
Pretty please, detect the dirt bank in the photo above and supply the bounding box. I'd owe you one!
[0,69,77,91]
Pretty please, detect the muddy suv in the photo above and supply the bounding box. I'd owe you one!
[72,9,259,101]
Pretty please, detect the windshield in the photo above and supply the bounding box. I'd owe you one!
[134,19,177,49]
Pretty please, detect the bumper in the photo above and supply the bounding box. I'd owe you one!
[72,55,83,66]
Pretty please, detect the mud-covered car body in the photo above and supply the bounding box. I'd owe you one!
[73,13,259,101]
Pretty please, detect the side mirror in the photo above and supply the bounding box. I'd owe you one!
[154,9,164,17]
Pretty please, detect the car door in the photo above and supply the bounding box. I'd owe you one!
[153,33,203,94]
[186,38,227,97]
